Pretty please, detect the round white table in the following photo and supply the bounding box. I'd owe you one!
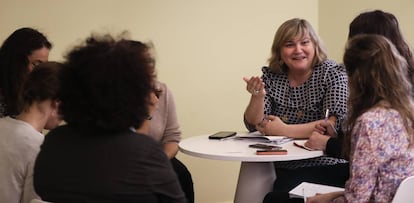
[179,133,323,203]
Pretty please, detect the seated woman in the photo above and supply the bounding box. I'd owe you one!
[305,9,414,159]
[150,80,194,203]
[145,45,194,203]
[33,35,187,203]
[0,27,52,118]
[307,34,414,203]
[244,18,349,193]
[0,62,62,203]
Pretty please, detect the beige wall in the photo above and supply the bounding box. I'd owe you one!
[1,0,412,202]
[319,0,414,63]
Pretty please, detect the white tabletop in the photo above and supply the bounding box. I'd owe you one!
[179,133,323,162]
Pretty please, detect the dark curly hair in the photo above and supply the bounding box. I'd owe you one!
[59,34,155,131]
[0,27,52,116]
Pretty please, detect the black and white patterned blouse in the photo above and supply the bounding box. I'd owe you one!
[245,59,349,169]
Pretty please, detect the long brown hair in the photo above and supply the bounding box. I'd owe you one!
[342,34,414,159]
[0,27,52,116]
[348,10,414,88]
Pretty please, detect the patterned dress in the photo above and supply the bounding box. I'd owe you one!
[245,59,348,168]
[344,107,414,202]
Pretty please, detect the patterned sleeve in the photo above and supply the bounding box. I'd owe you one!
[262,67,274,117]
[344,114,381,202]
[323,63,348,131]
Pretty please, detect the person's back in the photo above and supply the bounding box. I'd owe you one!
[33,34,186,203]
[0,117,44,203]
[34,125,184,203]
[0,62,62,203]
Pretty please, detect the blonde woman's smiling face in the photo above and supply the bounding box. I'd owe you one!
[280,34,315,73]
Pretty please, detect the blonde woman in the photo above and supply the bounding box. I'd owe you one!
[245,18,349,193]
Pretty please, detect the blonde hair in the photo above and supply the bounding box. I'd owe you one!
[343,34,414,157]
[268,18,327,74]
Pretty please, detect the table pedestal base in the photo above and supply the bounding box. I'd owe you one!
[234,162,276,203]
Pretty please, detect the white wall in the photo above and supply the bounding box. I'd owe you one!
[319,0,414,63]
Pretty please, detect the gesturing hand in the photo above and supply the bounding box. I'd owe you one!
[243,76,266,96]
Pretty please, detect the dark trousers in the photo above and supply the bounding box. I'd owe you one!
[263,163,349,203]
[263,192,304,203]
[171,158,194,203]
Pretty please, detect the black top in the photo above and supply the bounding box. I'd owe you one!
[34,125,187,203]
[326,131,345,159]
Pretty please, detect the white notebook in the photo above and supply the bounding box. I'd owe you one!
[289,182,344,198]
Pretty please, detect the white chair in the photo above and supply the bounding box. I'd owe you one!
[392,175,414,203]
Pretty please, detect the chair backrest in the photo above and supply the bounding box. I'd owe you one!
[392,175,414,203]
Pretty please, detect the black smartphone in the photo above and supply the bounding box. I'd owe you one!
[208,131,237,140]
[249,143,281,150]
[256,149,288,155]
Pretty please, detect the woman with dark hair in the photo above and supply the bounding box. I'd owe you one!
[306,9,414,161]
[307,34,414,203]
[348,10,414,85]
[0,62,63,203]
[33,34,187,203]
[0,27,52,117]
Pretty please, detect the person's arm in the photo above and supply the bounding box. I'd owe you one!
[306,121,344,158]
[159,84,181,159]
[164,142,179,159]
[305,132,330,151]
[243,76,266,130]
[306,191,345,203]
[325,137,343,158]
[323,64,348,133]
[257,115,324,138]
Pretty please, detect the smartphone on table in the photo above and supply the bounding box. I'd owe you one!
[256,149,288,155]
[249,143,282,150]
[208,131,237,140]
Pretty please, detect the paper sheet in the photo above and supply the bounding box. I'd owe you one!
[289,182,344,198]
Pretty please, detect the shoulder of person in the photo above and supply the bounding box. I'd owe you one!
[155,80,174,101]
[318,59,341,69]
[318,60,347,77]
[155,80,166,89]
